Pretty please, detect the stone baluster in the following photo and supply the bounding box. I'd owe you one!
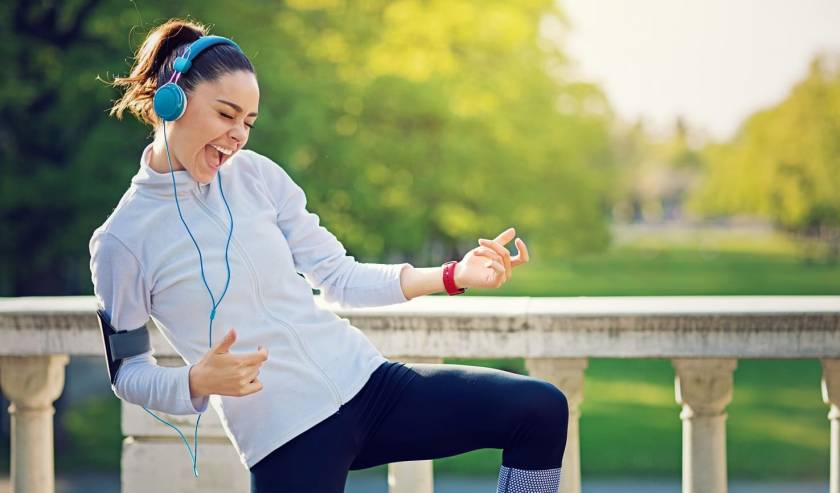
[386,356,444,493]
[0,355,69,493]
[525,357,588,493]
[822,359,840,493]
[121,356,249,493]
[672,358,738,493]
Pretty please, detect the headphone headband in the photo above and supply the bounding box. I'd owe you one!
[173,35,243,74]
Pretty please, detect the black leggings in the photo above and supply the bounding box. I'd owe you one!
[250,360,569,492]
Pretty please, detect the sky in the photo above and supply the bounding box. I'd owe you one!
[546,0,840,142]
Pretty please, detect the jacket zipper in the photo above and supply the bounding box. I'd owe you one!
[190,192,344,411]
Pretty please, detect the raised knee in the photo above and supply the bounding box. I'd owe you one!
[545,382,569,425]
[519,379,569,427]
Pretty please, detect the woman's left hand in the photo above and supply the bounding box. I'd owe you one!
[454,227,530,290]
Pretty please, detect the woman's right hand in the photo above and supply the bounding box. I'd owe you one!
[189,328,268,398]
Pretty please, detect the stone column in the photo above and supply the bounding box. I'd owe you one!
[0,355,70,493]
[672,358,738,493]
[525,357,588,493]
[822,358,840,493]
[386,356,444,493]
[121,356,249,493]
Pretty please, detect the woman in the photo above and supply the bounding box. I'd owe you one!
[90,18,568,493]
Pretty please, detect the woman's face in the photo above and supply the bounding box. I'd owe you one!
[159,70,260,184]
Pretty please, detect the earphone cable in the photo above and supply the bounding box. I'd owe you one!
[137,119,235,477]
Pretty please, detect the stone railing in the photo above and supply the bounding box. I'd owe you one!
[1,295,839,493]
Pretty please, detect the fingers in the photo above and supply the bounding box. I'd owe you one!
[483,259,505,275]
[213,328,236,354]
[478,235,531,268]
[513,237,530,266]
[492,227,516,246]
[238,345,269,366]
[246,364,261,383]
[236,359,265,395]
[473,246,502,263]
[238,378,263,396]
[478,238,512,281]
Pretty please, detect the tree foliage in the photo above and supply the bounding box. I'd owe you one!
[688,54,840,233]
[1,0,617,295]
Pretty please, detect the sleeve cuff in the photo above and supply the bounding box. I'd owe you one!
[393,262,413,303]
[182,364,210,414]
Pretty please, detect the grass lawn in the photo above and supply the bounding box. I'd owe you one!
[45,228,840,479]
[496,241,840,297]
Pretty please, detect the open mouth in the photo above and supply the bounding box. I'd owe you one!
[205,144,233,169]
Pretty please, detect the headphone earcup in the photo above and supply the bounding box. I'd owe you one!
[153,82,188,121]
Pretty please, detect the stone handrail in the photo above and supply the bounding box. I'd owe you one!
[1,295,839,493]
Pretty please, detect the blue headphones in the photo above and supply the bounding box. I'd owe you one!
[153,35,243,121]
[146,35,240,478]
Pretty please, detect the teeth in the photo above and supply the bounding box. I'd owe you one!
[210,144,234,156]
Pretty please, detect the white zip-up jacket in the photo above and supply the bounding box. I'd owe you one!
[89,143,413,469]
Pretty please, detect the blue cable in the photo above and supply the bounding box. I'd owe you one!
[140,120,235,478]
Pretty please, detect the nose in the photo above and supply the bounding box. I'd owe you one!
[230,125,247,144]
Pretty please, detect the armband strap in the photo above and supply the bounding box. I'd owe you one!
[95,308,151,386]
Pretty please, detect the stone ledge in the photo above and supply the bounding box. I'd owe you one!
[1,295,838,358]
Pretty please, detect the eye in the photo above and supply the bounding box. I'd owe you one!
[219,112,254,129]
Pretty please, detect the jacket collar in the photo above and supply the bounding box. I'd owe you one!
[132,142,212,199]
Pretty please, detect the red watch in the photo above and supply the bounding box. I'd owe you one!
[442,260,466,295]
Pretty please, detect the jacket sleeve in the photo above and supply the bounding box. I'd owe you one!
[89,230,209,415]
[255,153,414,308]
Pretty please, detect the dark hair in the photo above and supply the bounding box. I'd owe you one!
[105,18,255,127]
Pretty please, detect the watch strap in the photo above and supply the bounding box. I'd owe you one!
[442,260,466,295]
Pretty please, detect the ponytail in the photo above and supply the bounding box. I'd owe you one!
[104,19,207,127]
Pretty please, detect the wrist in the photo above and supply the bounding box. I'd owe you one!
[453,262,465,290]
[442,260,466,295]
[188,364,207,398]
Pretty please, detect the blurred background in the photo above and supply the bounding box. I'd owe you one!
[2,0,839,491]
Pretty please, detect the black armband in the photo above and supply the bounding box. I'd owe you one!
[95,308,151,386]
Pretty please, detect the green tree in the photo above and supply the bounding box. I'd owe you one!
[1,0,617,296]
[238,0,618,262]
[687,53,840,259]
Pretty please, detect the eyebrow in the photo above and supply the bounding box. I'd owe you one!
[216,99,258,117]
